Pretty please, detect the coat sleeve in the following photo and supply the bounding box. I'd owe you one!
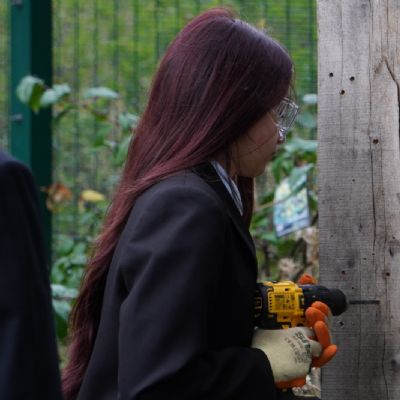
[0,154,62,400]
[117,182,277,400]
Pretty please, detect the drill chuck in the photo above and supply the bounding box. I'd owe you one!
[299,284,347,316]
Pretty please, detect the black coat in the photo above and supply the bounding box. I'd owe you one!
[77,163,278,400]
[0,151,62,399]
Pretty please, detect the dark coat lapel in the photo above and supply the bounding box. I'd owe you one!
[191,162,256,260]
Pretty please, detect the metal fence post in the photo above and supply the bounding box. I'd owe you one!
[10,0,52,266]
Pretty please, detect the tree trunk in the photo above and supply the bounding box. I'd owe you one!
[317,0,400,398]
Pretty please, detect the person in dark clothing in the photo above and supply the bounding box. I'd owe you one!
[0,150,62,399]
[62,7,336,400]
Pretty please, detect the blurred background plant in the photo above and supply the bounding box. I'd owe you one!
[251,93,318,282]
[17,75,138,344]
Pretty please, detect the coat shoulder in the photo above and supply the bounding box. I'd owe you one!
[135,170,226,214]
[0,151,32,187]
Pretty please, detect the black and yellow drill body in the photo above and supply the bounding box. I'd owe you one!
[254,281,347,330]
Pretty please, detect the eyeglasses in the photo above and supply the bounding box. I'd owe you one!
[273,97,300,142]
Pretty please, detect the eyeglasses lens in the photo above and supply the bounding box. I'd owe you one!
[276,98,299,138]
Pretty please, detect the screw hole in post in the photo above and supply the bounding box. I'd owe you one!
[391,354,400,372]
[350,76,355,81]
[340,90,345,95]
[329,72,334,77]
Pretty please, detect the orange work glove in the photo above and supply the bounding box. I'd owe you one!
[305,301,337,368]
[298,273,316,285]
[275,300,338,389]
[298,273,338,368]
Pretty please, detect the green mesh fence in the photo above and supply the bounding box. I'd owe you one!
[1,1,317,262]
[52,1,316,112]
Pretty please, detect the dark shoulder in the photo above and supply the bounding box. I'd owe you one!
[0,151,32,188]
[135,170,225,214]
[115,170,228,259]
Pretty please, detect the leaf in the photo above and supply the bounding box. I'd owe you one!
[271,154,285,182]
[16,75,45,113]
[51,259,68,284]
[258,191,275,206]
[296,112,317,129]
[251,208,269,226]
[308,190,318,211]
[288,165,314,193]
[104,139,117,150]
[67,267,85,288]
[261,230,280,245]
[57,235,75,256]
[70,253,87,266]
[72,242,87,255]
[302,93,318,105]
[284,137,317,154]
[256,17,266,30]
[114,134,132,166]
[51,284,77,341]
[83,87,119,100]
[42,182,72,211]
[53,299,71,321]
[51,283,78,300]
[118,112,139,130]
[53,299,70,340]
[80,189,106,202]
[92,125,111,147]
[281,159,294,176]
[54,104,76,124]
[40,90,59,107]
[91,110,109,122]
[40,84,71,107]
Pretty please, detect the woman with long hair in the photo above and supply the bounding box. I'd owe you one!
[63,7,336,400]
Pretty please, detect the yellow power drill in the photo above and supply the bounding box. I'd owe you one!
[254,281,348,329]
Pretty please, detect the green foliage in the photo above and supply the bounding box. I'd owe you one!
[83,87,119,100]
[17,77,124,339]
[16,75,138,170]
[51,284,78,341]
[50,200,109,340]
[41,84,72,107]
[251,95,318,281]
[16,76,45,113]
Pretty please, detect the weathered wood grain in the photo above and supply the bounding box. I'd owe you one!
[318,0,400,398]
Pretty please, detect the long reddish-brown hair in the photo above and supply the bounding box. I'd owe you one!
[62,7,292,399]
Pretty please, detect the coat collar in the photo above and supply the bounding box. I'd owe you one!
[191,162,256,259]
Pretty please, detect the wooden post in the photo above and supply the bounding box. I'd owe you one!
[318,0,400,398]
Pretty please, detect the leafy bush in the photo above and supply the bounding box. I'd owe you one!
[251,94,318,281]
